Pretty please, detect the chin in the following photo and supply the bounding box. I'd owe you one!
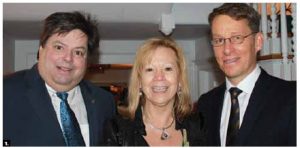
[224,70,239,78]
[54,78,73,85]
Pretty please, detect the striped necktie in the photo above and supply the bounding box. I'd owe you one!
[226,87,242,146]
[57,92,85,146]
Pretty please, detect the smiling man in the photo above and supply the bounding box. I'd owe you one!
[4,11,115,146]
[197,3,296,146]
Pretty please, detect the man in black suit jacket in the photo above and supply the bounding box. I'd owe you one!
[3,11,116,146]
[197,3,296,146]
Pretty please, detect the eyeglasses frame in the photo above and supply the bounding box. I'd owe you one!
[211,32,258,47]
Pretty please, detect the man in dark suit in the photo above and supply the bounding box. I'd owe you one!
[4,11,116,146]
[197,3,296,146]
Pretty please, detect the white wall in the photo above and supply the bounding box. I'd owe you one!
[14,40,39,71]
[194,37,225,98]
[195,35,215,69]
[96,40,142,64]
[259,59,296,81]
[172,3,222,25]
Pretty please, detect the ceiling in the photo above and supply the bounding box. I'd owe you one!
[3,3,221,40]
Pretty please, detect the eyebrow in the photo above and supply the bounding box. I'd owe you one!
[53,41,66,46]
[211,34,223,38]
[212,32,244,37]
[53,41,87,50]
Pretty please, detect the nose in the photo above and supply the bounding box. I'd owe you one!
[154,69,165,81]
[63,50,73,62]
[223,39,233,56]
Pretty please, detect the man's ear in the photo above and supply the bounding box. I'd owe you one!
[255,32,264,53]
[37,46,44,60]
[39,45,43,49]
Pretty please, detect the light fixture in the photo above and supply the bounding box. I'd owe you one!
[159,13,175,36]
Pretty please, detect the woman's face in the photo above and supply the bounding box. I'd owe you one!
[140,47,180,107]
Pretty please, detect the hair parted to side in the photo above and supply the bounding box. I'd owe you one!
[208,3,260,33]
[126,37,192,121]
[39,11,100,57]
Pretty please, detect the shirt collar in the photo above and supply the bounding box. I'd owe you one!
[226,65,261,94]
[45,83,78,102]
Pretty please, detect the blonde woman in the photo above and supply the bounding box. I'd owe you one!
[101,37,206,146]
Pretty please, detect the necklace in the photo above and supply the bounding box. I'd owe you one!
[146,118,175,140]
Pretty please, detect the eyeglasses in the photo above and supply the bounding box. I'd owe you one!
[211,32,257,47]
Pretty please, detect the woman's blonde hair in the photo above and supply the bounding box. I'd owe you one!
[126,37,192,121]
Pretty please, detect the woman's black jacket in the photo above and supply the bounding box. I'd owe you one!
[100,107,206,146]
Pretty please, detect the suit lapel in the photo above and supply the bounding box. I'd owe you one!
[80,82,97,146]
[211,83,226,145]
[26,66,98,145]
[235,69,272,145]
[25,65,65,143]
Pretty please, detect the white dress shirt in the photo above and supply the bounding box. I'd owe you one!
[46,84,90,146]
[220,65,261,146]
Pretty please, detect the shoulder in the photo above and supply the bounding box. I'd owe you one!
[181,113,207,146]
[103,114,136,135]
[79,80,115,105]
[259,71,296,99]
[268,75,296,89]
[197,83,225,107]
[80,80,113,96]
[201,85,223,97]
[79,80,116,116]
[260,68,296,89]
[110,115,133,130]
[254,71,296,112]
[102,115,135,146]
[4,65,42,91]
[4,69,28,85]
[4,69,32,94]
[182,112,204,129]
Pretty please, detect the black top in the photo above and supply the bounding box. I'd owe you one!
[101,106,206,146]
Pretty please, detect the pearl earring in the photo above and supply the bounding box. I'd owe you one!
[177,85,182,98]
[139,88,142,96]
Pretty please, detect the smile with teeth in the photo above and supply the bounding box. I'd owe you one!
[152,86,168,93]
[224,57,239,64]
[57,66,72,72]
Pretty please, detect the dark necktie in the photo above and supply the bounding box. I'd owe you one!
[57,92,85,146]
[226,87,242,146]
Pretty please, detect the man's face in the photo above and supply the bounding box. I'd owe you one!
[211,15,263,85]
[38,29,88,92]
